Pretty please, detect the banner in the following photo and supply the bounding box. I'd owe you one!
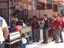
[22,0,27,4]
[28,0,36,10]
[19,0,27,9]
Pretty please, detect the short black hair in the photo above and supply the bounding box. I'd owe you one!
[16,21,22,25]
[44,14,47,17]
[40,18,43,21]
[33,16,37,19]
[44,14,47,16]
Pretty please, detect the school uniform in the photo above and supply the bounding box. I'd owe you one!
[43,18,49,43]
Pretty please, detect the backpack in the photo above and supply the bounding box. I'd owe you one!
[36,21,40,29]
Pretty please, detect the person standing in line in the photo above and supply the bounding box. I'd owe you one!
[50,16,56,41]
[52,15,63,43]
[42,14,49,44]
[32,16,39,42]
[56,16,63,43]
[0,16,9,48]
[51,16,60,43]
[36,18,40,42]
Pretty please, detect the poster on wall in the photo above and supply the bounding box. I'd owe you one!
[28,0,36,10]
[19,0,36,10]
[19,0,27,9]
[10,0,19,6]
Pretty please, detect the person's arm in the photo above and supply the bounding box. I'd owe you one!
[3,27,9,40]
[2,19,9,40]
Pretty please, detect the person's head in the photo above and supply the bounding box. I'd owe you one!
[16,21,22,26]
[11,20,17,26]
[22,33,26,37]
[25,15,29,20]
[33,16,37,20]
[43,14,47,19]
[12,13,18,18]
[0,15,3,17]
[36,18,39,21]
[40,18,43,21]
[52,15,57,19]
[49,17,52,20]
[20,18,24,23]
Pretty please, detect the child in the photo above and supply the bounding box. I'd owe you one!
[22,33,27,48]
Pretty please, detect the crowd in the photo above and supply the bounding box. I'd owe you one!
[9,13,64,44]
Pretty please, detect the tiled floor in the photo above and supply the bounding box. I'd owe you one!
[26,31,64,48]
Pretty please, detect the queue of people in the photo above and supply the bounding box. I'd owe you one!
[32,14,64,44]
[9,13,64,44]
[0,12,64,48]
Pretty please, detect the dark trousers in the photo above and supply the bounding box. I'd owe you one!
[62,23,64,28]
[38,29,40,40]
[0,42,4,48]
[52,30,56,40]
[53,29,63,42]
[43,29,48,43]
[59,29,63,42]
[53,30,60,42]
[32,29,40,42]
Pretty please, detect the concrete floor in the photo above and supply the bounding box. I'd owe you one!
[26,30,64,48]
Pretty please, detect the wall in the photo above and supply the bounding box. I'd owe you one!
[0,3,7,8]
[28,9,53,18]
[0,3,8,19]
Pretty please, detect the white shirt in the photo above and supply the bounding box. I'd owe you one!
[23,23,27,27]
[0,17,7,41]
[22,38,27,44]
[45,18,47,21]
[11,18,18,21]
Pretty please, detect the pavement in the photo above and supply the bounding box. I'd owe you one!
[26,30,64,48]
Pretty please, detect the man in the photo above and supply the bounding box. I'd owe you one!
[0,16,9,48]
[56,16,63,43]
[52,15,63,43]
[50,15,56,41]
[32,16,40,42]
[42,14,49,44]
